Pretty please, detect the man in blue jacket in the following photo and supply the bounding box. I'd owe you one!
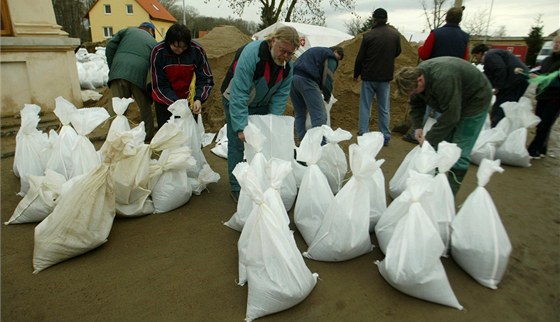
[221,26,300,202]
[106,22,156,140]
[290,46,344,143]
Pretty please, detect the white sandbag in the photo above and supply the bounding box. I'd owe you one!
[190,164,221,195]
[389,141,439,200]
[470,127,506,165]
[376,171,433,255]
[69,107,110,177]
[235,162,318,321]
[245,114,296,162]
[247,121,297,211]
[224,153,268,232]
[294,127,334,246]
[13,104,49,196]
[196,113,216,147]
[420,141,461,256]
[107,97,133,138]
[317,125,351,194]
[376,194,463,310]
[33,131,130,273]
[113,126,152,217]
[451,159,511,289]
[168,100,209,178]
[210,124,228,159]
[303,143,375,262]
[357,132,387,231]
[149,147,196,214]
[495,128,531,167]
[45,97,79,180]
[5,170,67,225]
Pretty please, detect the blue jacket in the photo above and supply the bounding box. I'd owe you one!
[221,40,293,133]
[430,23,469,58]
[293,47,338,100]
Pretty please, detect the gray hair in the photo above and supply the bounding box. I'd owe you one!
[394,67,422,96]
[264,26,300,49]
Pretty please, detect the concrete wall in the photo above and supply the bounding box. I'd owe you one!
[0,0,82,117]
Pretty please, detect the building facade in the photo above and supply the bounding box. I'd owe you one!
[85,0,177,42]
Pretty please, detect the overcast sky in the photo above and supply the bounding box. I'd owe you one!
[181,0,558,37]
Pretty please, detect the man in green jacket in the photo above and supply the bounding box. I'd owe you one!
[394,56,493,195]
[106,22,157,140]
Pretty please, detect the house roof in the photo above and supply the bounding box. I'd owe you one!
[136,0,176,22]
[84,0,177,22]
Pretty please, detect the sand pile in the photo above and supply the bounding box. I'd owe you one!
[95,25,420,135]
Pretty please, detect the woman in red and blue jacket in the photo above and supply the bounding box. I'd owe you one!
[150,24,214,128]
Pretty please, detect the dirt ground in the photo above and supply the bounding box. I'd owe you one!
[1,26,559,321]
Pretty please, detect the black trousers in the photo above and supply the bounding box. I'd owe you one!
[528,98,560,156]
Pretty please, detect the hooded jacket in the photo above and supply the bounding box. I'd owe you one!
[221,40,293,133]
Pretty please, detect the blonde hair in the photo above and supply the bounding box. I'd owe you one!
[394,67,422,96]
[264,26,300,49]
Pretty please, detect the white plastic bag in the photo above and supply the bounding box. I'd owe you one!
[294,127,334,246]
[376,194,463,310]
[45,97,79,180]
[33,131,130,273]
[69,107,110,177]
[451,159,511,289]
[5,170,66,225]
[317,125,351,194]
[13,104,49,195]
[303,143,375,261]
[235,163,318,321]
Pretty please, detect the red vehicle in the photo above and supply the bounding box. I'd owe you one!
[489,44,528,62]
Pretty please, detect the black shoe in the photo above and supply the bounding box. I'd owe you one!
[402,133,419,144]
[230,191,240,203]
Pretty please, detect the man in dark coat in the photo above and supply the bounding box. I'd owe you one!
[353,8,401,146]
[471,44,529,127]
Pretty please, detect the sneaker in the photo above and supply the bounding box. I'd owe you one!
[383,140,390,147]
[230,191,240,203]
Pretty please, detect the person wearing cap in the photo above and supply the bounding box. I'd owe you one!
[403,6,469,144]
[353,8,401,146]
[290,46,344,143]
[394,57,493,195]
[471,43,529,127]
[150,23,214,128]
[220,26,300,202]
[105,22,157,140]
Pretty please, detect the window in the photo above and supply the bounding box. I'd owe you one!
[104,4,111,14]
[1,0,13,36]
[126,4,133,14]
[103,26,113,38]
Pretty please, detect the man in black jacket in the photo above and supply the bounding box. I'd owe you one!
[471,44,529,127]
[353,8,401,146]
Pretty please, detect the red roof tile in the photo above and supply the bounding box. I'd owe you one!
[136,0,177,22]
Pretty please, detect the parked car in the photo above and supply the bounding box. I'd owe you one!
[536,41,553,65]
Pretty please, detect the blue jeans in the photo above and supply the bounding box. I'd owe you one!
[290,75,327,142]
[358,81,390,142]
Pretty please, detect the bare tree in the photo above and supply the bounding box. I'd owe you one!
[420,0,449,31]
[52,0,94,41]
[205,0,356,28]
[344,16,364,36]
[493,25,507,37]
[462,8,491,37]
